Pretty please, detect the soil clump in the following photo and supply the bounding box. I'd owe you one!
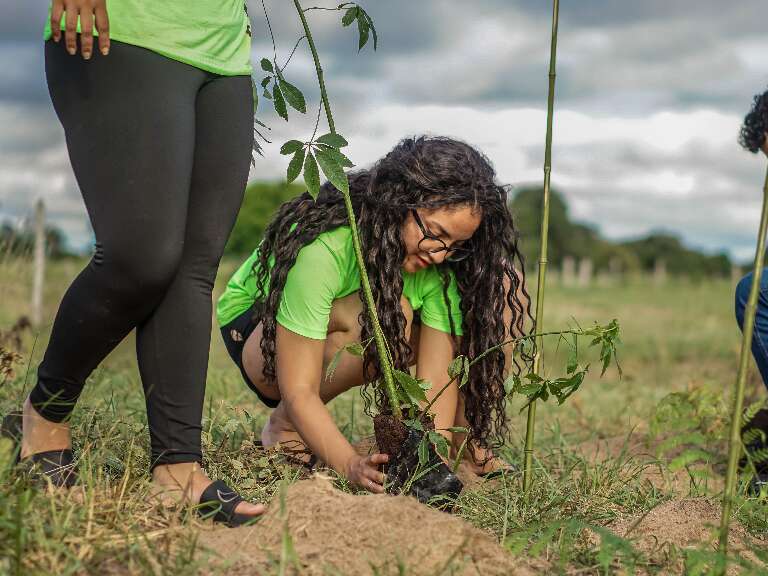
[607,498,763,573]
[197,476,522,575]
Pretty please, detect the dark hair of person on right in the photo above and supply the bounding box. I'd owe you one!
[739,87,768,153]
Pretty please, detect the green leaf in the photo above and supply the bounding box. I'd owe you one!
[261,75,272,88]
[280,140,304,155]
[367,14,378,50]
[341,6,358,27]
[447,355,470,387]
[251,79,259,114]
[417,435,429,466]
[263,87,272,100]
[303,152,320,199]
[316,147,354,168]
[394,370,427,405]
[404,418,424,432]
[357,15,370,50]
[428,431,450,460]
[260,58,274,73]
[315,148,349,195]
[287,148,305,184]
[567,334,578,374]
[272,84,288,121]
[503,374,517,396]
[317,132,349,149]
[446,426,468,434]
[346,342,364,357]
[278,78,306,114]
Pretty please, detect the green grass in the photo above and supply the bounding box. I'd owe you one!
[1,255,767,574]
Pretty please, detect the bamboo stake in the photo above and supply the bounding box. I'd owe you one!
[293,0,400,418]
[522,0,560,494]
[717,165,768,566]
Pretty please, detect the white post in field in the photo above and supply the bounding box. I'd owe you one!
[32,199,46,329]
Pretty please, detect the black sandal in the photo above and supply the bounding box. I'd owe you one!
[1,411,79,488]
[197,479,259,527]
[478,459,519,481]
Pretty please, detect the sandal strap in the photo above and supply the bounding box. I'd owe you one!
[198,480,252,527]
[2,412,78,488]
[28,449,78,488]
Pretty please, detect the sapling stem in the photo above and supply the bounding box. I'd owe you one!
[522,0,560,494]
[717,165,768,567]
[293,0,400,418]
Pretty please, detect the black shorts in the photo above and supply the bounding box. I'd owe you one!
[219,304,281,408]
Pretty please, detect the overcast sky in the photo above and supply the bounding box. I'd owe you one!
[2,1,768,261]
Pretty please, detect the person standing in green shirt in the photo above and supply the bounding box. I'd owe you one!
[5,0,263,525]
[218,136,533,492]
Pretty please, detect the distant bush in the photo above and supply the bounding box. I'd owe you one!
[224,180,305,256]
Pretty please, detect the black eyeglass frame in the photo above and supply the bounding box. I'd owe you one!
[410,209,472,262]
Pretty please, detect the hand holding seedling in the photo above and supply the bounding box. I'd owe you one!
[346,453,389,493]
[50,0,111,59]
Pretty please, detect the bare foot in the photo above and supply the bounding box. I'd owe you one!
[151,462,265,517]
[21,397,71,459]
[261,404,314,465]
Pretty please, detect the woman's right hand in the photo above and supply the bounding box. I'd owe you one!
[50,0,110,60]
[346,453,389,494]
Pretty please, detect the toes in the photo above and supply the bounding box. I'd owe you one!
[235,501,266,516]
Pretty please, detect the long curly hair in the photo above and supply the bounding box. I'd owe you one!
[251,136,534,450]
[740,87,768,153]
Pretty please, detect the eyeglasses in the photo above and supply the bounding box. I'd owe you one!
[410,209,472,262]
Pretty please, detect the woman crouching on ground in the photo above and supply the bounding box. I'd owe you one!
[216,136,533,492]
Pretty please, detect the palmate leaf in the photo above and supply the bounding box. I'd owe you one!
[303,152,320,198]
[316,145,354,168]
[287,148,305,184]
[428,430,450,460]
[278,78,306,113]
[280,140,303,155]
[272,84,288,120]
[341,6,359,27]
[316,132,349,148]
[315,148,350,194]
[393,369,428,406]
[357,15,370,51]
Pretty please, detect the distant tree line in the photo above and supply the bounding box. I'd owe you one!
[219,181,736,279]
[510,186,733,279]
[0,222,69,259]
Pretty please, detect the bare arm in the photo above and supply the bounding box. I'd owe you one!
[275,323,387,492]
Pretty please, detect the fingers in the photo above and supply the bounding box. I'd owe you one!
[79,10,93,59]
[50,0,64,43]
[95,3,110,56]
[64,1,78,56]
[367,453,389,466]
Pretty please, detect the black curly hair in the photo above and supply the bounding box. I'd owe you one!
[740,88,768,153]
[250,135,534,450]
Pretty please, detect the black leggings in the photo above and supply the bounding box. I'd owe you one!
[29,39,254,467]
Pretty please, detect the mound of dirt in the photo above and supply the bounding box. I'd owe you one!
[607,498,763,570]
[197,476,524,575]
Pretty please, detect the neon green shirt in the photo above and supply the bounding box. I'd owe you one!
[44,1,252,76]
[216,225,464,339]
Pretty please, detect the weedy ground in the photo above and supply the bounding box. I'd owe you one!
[1,253,767,575]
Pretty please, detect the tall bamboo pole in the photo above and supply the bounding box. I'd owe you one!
[293,0,400,418]
[718,165,768,565]
[522,0,560,494]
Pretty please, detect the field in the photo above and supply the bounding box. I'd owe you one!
[1,255,767,575]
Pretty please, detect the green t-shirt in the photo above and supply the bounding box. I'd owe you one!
[44,1,252,76]
[216,225,464,339]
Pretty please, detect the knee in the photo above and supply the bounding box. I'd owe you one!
[736,272,755,326]
[96,239,183,296]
